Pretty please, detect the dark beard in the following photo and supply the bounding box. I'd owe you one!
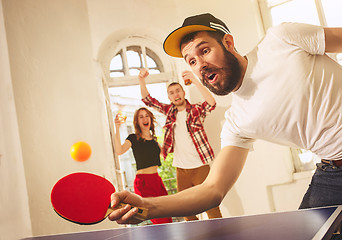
[201,45,242,96]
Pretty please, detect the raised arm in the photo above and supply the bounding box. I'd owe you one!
[182,70,216,106]
[138,68,150,99]
[113,114,132,155]
[324,27,342,53]
[108,145,249,224]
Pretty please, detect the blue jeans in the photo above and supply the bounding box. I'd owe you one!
[299,162,342,209]
[299,162,342,239]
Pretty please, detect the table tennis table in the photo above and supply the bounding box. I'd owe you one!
[22,205,342,240]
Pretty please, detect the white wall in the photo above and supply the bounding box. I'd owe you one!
[0,2,32,239]
[2,0,119,237]
[1,0,313,238]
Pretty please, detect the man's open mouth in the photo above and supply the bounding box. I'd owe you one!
[207,73,217,83]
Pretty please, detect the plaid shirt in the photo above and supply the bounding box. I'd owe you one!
[142,94,216,164]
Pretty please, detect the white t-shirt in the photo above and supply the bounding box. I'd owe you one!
[173,109,204,168]
[221,22,342,160]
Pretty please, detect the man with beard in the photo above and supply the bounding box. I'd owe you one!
[138,68,222,221]
[108,13,342,225]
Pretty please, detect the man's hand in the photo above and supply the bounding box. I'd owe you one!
[182,70,216,106]
[139,68,149,80]
[138,68,150,98]
[182,70,199,86]
[108,190,148,225]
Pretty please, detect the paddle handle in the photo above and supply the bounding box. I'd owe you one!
[105,202,148,221]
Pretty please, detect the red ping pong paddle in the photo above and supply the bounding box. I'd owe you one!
[51,172,148,225]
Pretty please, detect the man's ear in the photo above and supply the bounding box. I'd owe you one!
[222,34,235,51]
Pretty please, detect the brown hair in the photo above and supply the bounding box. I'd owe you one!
[133,107,157,141]
[167,82,184,94]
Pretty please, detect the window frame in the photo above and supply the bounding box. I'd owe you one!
[258,0,328,30]
[105,36,175,88]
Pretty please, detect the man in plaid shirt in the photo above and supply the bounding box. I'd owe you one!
[138,68,222,221]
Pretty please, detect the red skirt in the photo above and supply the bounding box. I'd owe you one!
[134,173,173,224]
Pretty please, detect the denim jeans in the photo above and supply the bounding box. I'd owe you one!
[299,162,342,240]
[299,162,342,209]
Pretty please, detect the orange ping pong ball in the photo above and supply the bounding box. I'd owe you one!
[70,141,92,162]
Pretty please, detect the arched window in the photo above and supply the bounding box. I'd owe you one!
[106,36,174,88]
[110,46,163,78]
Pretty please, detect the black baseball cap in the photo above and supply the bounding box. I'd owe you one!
[163,13,231,58]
